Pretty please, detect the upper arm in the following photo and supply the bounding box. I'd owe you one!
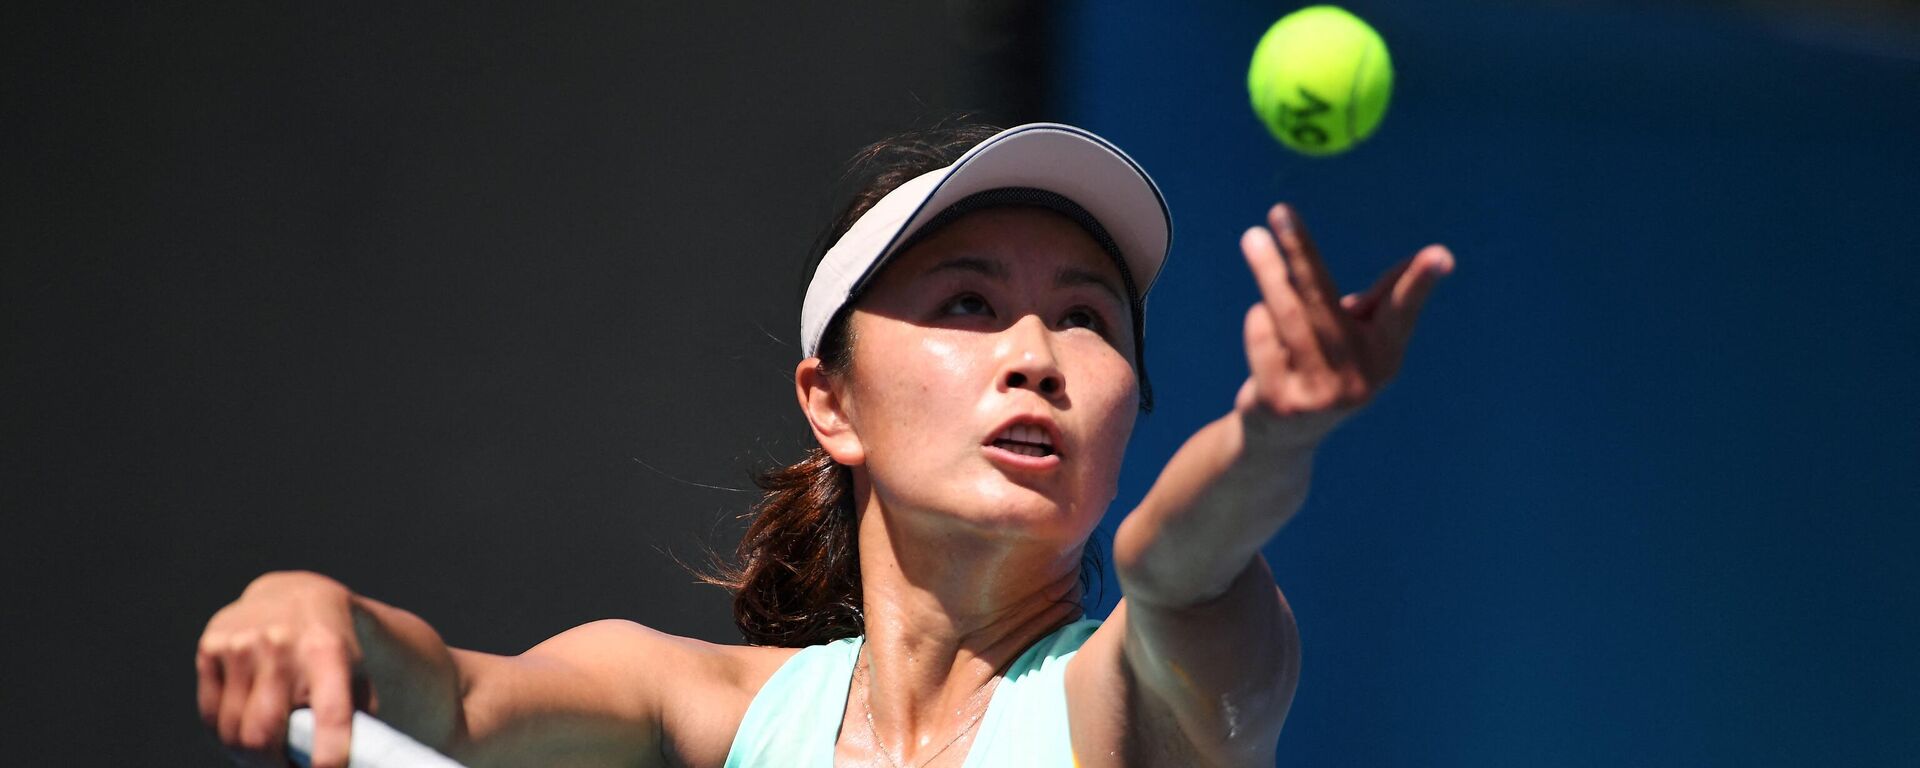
[447,619,699,768]
[1066,556,1300,767]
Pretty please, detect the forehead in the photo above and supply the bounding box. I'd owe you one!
[864,206,1123,293]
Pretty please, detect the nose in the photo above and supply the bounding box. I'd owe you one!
[998,314,1064,398]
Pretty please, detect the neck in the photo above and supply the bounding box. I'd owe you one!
[852,495,1087,760]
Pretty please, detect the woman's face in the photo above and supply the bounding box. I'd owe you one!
[836,206,1140,547]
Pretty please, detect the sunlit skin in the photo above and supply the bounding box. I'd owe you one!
[825,206,1137,559]
[795,207,1141,763]
[194,196,1455,768]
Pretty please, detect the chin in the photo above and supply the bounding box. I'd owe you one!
[955,475,1090,535]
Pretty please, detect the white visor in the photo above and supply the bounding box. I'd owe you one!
[799,122,1171,358]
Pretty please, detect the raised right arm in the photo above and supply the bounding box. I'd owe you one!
[197,571,672,768]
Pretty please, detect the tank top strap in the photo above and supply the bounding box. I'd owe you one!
[723,634,863,768]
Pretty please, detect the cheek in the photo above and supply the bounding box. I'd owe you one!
[1076,341,1142,416]
[916,335,980,391]
[1070,352,1140,474]
[860,334,987,443]
[1091,399,1136,474]
[909,333,998,402]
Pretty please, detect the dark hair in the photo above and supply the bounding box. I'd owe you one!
[701,123,1125,647]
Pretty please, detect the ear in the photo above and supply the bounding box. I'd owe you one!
[795,357,866,466]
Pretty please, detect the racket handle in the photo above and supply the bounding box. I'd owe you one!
[286,708,467,768]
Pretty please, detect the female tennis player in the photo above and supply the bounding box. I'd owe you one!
[197,123,1452,767]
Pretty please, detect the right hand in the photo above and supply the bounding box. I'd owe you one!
[198,571,363,768]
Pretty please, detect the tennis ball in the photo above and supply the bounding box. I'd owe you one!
[1247,6,1394,156]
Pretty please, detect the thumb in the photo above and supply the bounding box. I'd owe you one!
[1344,253,1416,322]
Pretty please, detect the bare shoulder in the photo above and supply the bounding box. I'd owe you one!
[657,633,804,768]
[524,619,797,692]
[465,620,800,768]
[544,621,801,768]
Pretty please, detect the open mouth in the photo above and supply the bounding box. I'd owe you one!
[990,423,1056,458]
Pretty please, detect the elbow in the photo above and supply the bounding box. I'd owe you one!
[1184,661,1299,767]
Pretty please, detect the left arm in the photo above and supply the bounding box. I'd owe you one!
[1100,204,1453,764]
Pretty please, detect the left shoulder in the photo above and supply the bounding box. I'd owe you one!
[1064,564,1301,767]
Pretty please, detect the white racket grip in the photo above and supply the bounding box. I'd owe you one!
[286,708,467,768]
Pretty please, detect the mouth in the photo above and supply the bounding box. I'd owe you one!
[984,418,1063,463]
[990,425,1055,457]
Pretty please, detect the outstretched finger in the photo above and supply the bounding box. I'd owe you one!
[1243,302,1292,384]
[1241,226,1328,373]
[1267,205,1352,325]
[1377,245,1455,337]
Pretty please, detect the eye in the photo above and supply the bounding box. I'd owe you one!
[943,293,993,317]
[1062,307,1108,333]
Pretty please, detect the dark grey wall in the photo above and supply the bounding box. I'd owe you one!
[4,3,1046,762]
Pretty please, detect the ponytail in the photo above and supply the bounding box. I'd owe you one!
[699,312,862,647]
[703,446,863,647]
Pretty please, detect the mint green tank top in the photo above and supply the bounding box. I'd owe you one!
[723,618,1101,767]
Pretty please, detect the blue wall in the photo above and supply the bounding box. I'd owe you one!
[1060,2,1920,764]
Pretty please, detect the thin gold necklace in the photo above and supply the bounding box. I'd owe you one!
[858,645,1000,768]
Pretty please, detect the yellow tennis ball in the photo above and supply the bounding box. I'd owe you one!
[1248,5,1394,156]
